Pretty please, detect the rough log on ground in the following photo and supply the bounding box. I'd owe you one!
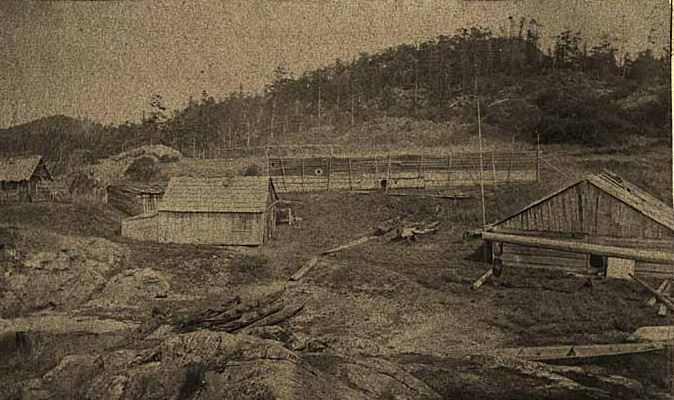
[630,274,674,311]
[389,221,439,242]
[179,291,304,333]
[290,257,320,281]
[472,268,494,290]
[373,216,402,236]
[647,280,670,306]
[241,303,305,332]
[322,236,378,255]
[501,341,669,361]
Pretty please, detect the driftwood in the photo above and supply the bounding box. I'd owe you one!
[630,274,674,311]
[322,236,378,255]
[290,257,320,281]
[472,268,494,290]
[180,291,302,333]
[373,216,402,236]
[501,341,668,361]
[241,303,305,332]
[389,221,439,242]
[647,280,670,306]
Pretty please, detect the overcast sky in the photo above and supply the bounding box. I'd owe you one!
[0,0,670,128]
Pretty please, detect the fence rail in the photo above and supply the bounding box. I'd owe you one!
[268,150,539,193]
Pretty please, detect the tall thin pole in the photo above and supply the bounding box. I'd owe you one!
[475,75,486,228]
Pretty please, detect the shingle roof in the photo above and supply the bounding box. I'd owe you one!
[0,155,43,182]
[158,176,277,213]
[489,170,673,231]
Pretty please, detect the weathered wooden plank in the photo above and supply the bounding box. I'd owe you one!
[483,231,674,264]
[501,341,668,361]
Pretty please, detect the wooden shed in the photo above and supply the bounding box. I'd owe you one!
[481,171,673,280]
[122,176,279,246]
[0,155,53,202]
[107,182,165,216]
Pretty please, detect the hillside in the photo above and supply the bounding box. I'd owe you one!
[0,26,670,173]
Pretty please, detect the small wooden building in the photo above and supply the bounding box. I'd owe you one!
[107,182,165,216]
[122,176,279,246]
[482,171,673,280]
[0,155,53,202]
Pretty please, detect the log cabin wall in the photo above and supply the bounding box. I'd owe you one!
[488,172,673,280]
[495,181,672,239]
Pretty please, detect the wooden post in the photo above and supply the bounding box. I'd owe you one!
[301,157,305,193]
[536,130,541,182]
[476,77,486,229]
[351,93,355,126]
[348,156,353,191]
[491,154,498,191]
[506,132,515,183]
[386,153,391,193]
[327,148,332,191]
[280,158,287,191]
[270,97,275,140]
[419,155,425,189]
[447,155,452,186]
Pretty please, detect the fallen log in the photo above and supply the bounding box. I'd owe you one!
[630,274,674,311]
[220,301,285,332]
[322,236,378,255]
[241,303,305,332]
[501,341,669,361]
[373,216,402,236]
[647,280,670,307]
[290,257,320,281]
[472,268,494,290]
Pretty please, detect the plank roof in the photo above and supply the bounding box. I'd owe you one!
[158,176,277,213]
[107,181,166,195]
[489,171,674,232]
[0,155,45,182]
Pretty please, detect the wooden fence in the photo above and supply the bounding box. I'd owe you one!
[268,150,539,193]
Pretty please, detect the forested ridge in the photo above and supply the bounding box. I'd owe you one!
[1,22,670,172]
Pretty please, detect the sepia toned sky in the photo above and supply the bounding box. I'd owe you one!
[0,0,670,128]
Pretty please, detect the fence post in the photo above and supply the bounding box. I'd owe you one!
[348,156,353,191]
[491,154,498,191]
[536,131,541,182]
[301,157,305,193]
[386,154,391,193]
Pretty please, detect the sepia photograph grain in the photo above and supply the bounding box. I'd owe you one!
[0,1,672,399]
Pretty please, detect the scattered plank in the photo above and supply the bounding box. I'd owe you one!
[241,303,305,332]
[647,280,670,307]
[472,268,494,290]
[290,257,320,281]
[322,236,378,255]
[630,274,674,311]
[501,341,669,361]
[629,325,674,342]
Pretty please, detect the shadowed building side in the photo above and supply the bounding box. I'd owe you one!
[481,171,674,280]
[122,176,279,246]
[107,182,166,216]
[0,155,53,202]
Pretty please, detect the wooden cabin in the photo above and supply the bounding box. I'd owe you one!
[122,176,279,246]
[481,171,673,280]
[107,182,165,216]
[0,155,53,202]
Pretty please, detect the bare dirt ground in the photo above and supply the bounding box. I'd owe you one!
[0,144,671,399]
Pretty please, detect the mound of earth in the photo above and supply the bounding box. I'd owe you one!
[69,145,181,196]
